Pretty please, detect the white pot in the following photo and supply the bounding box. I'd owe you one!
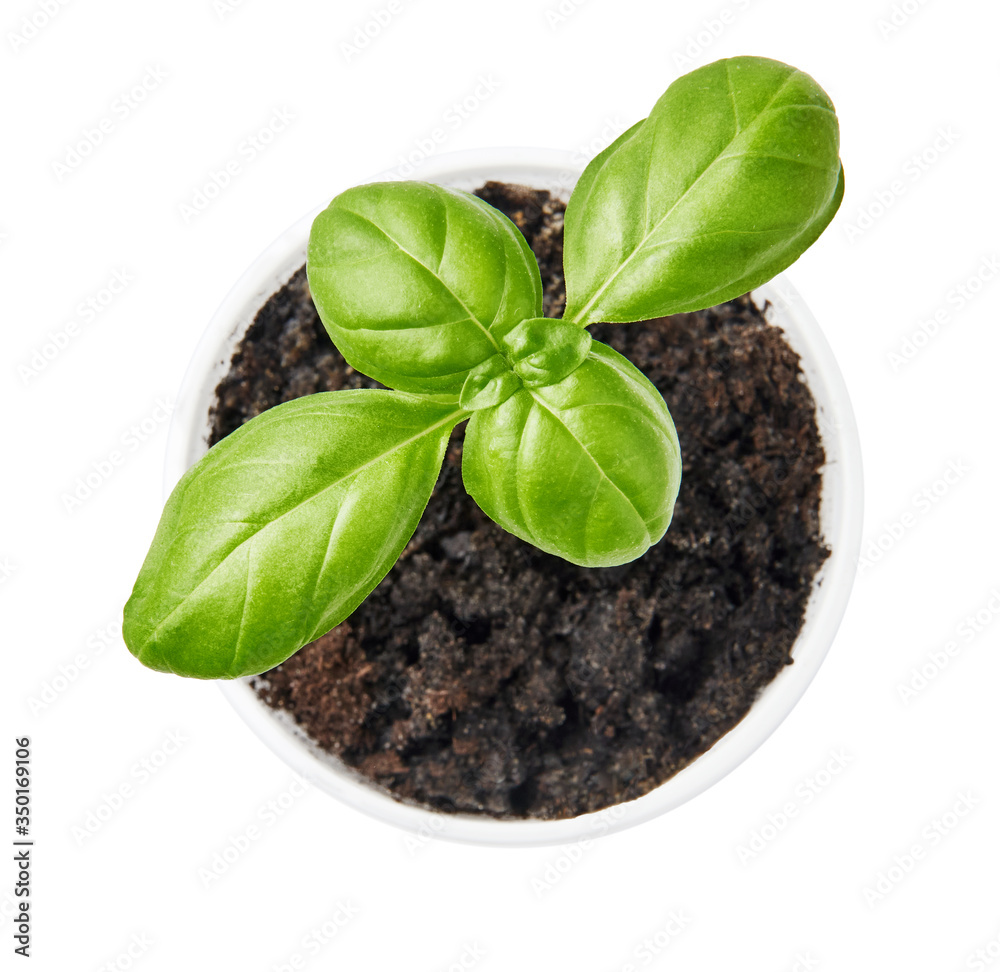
[163,148,864,848]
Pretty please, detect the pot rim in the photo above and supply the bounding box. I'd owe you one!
[163,146,864,848]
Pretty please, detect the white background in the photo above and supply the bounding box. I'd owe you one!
[3,0,999,968]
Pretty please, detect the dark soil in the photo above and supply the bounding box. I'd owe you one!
[209,182,829,820]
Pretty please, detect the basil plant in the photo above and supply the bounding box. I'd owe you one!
[125,56,843,678]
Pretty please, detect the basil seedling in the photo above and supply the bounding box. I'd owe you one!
[124,56,843,678]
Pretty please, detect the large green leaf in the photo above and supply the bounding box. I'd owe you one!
[564,56,844,325]
[462,341,681,568]
[307,181,543,395]
[124,392,463,678]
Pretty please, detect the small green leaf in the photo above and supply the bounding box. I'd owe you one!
[123,392,464,679]
[307,181,543,395]
[462,341,681,568]
[501,317,593,388]
[459,354,523,411]
[564,56,844,325]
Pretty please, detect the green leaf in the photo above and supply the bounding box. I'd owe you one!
[459,354,523,412]
[501,317,593,388]
[123,391,464,679]
[564,56,844,325]
[462,341,681,568]
[307,181,543,395]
